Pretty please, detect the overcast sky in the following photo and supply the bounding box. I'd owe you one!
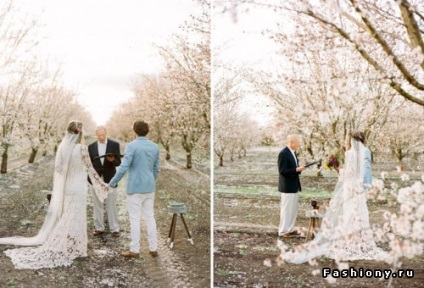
[14,0,197,125]
[213,5,282,127]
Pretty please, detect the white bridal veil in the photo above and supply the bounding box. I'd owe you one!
[283,138,386,263]
[0,131,80,246]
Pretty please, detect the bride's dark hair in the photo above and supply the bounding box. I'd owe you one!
[351,131,364,143]
[67,121,83,143]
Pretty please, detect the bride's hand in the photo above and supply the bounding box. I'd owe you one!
[106,185,114,194]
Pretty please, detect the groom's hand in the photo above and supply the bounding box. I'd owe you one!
[296,166,305,172]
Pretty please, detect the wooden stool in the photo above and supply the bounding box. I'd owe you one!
[167,203,194,249]
[304,210,323,242]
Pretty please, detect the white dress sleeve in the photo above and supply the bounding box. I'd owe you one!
[80,145,111,202]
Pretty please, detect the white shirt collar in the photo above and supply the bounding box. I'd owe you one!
[98,139,108,146]
[287,146,298,165]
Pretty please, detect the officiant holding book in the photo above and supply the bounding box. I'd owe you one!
[278,134,305,238]
[88,126,121,237]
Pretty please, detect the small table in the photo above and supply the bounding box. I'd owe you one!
[167,203,194,249]
[304,210,323,242]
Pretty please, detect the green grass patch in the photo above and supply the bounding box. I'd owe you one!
[216,269,229,276]
[215,184,332,199]
[214,185,276,195]
[6,277,18,288]
[299,189,332,199]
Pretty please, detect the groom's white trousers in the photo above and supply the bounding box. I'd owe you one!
[127,192,157,253]
[278,193,299,235]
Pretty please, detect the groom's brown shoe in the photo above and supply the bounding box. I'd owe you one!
[121,251,140,258]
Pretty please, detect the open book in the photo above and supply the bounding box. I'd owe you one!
[304,160,320,168]
[94,153,125,160]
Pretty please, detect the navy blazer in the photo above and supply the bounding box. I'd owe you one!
[88,139,121,184]
[278,146,302,193]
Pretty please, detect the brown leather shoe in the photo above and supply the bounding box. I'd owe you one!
[93,230,104,236]
[121,251,140,258]
[111,232,120,238]
[149,251,158,258]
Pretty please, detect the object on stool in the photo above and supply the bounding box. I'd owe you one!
[304,200,323,242]
[167,202,194,249]
[47,193,52,203]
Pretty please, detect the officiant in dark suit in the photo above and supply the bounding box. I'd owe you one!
[88,126,121,237]
[278,134,305,238]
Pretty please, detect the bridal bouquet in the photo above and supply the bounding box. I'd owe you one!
[323,153,340,171]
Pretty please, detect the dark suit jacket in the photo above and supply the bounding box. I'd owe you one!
[88,139,121,184]
[278,146,302,193]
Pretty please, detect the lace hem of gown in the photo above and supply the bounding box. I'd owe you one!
[283,226,388,264]
[1,144,111,270]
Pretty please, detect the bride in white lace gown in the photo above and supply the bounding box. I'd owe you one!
[0,121,110,269]
[282,132,387,264]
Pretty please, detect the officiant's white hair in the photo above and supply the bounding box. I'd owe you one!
[287,134,301,143]
[96,126,107,133]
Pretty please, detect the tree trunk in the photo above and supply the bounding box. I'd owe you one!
[28,147,38,163]
[1,144,9,174]
[40,137,46,156]
[165,145,171,160]
[398,160,405,172]
[186,150,192,169]
[396,148,406,171]
[219,155,224,167]
[412,152,419,161]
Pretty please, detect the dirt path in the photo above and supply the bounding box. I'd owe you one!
[0,155,210,288]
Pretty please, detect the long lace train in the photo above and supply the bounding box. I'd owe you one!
[1,144,110,269]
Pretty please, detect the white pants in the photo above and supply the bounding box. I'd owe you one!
[127,192,157,253]
[92,187,120,233]
[278,193,299,235]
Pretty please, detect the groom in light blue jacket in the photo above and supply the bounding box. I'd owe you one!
[109,120,160,258]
